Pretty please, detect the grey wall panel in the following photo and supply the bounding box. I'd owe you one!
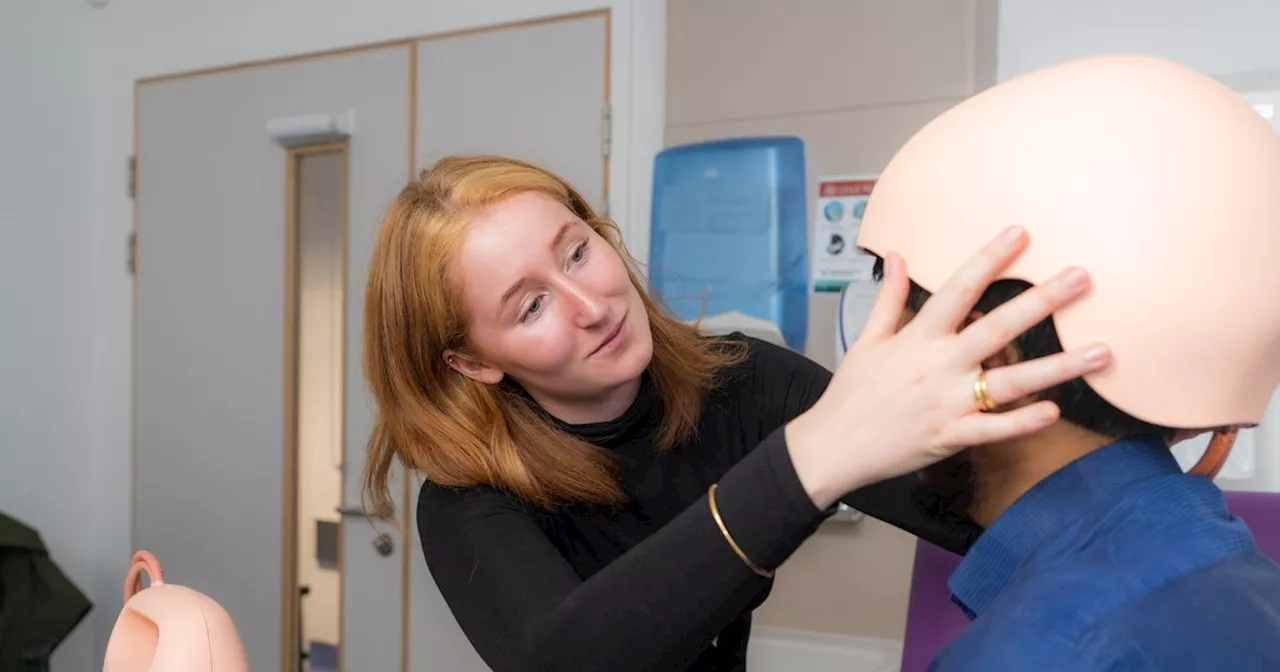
[135,44,411,672]
[667,0,986,126]
[415,14,608,212]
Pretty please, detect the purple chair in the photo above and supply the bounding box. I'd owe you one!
[900,540,967,672]
[899,490,1280,672]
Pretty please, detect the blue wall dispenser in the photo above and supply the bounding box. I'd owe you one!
[648,137,809,352]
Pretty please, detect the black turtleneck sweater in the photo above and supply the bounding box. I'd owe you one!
[416,333,977,671]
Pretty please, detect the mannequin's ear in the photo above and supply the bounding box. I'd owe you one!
[443,350,504,385]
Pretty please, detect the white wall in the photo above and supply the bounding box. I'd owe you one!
[998,0,1280,82]
[2,1,663,668]
[0,3,98,670]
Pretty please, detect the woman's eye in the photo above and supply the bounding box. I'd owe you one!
[521,296,544,322]
[570,242,587,263]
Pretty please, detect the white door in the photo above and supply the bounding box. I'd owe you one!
[407,13,609,672]
[134,45,412,672]
[134,12,610,672]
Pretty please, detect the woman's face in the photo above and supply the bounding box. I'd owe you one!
[448,191,653,413]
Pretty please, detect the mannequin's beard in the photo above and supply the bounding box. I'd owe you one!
[914,451,980,527]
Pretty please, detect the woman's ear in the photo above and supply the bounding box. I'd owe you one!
[443,350,504,385]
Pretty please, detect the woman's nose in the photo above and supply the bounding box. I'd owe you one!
[567,283,609,327]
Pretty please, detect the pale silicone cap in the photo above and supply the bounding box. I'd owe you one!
[857,53,1280,429]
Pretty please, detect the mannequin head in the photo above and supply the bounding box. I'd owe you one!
[103,551,248,672]
[857,54,1280,525]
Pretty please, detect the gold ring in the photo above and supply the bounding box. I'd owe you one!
[973,371,998,412]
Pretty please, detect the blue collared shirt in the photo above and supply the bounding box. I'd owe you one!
[929,435,1280,671]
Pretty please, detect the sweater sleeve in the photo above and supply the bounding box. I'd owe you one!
[417,428,823,672]
[739,335,982,555]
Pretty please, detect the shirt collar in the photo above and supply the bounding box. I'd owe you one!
[948,434,1181,617]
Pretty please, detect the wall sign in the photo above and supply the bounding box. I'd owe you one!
[811,174,878,293]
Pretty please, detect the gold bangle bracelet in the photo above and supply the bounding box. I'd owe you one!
[708,484,774,578]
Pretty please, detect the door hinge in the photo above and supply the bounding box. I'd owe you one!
[600,103,612,159]
[126,231,137,275]
[127,155,137,199]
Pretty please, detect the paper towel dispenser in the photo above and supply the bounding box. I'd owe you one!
[649,137,809,352]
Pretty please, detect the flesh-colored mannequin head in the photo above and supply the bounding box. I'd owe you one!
[857,54,1280,467]
[103,550,248,672]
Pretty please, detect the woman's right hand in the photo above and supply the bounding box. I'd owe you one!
[786,226,1114,510]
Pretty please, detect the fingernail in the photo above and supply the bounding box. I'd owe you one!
[1082,344,1110,365]
[1001,226,1026,245]
[1063,267,1088,291]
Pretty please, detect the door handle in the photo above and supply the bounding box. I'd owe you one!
[337,505,397,557]
[336,504,396,523]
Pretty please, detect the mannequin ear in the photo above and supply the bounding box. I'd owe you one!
[443,350,504,385]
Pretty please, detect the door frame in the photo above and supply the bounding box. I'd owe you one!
[131,8,616,672]
[284,141,351,672]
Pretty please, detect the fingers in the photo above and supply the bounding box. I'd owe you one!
[911,226,1028,334]
[955,266,1092,362]
[934,345,1111,455]
[858,252,909,343]
[940,400,1061,448]
[980,345,1111,406]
